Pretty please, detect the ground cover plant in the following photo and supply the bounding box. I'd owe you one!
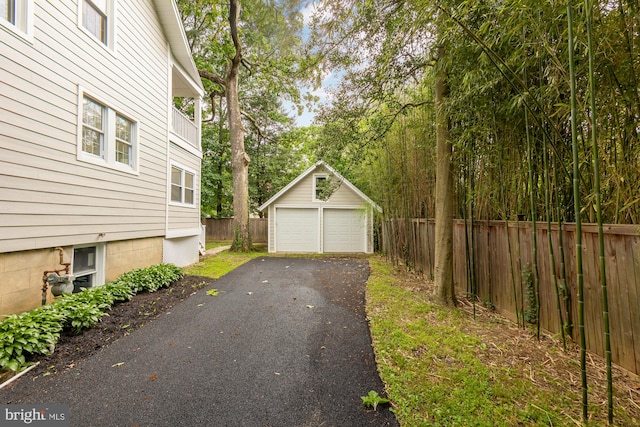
[366,256,640,426]
[0,264,184,378]
[0,248,259,385]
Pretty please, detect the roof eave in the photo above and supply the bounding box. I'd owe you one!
[153,0,204,96]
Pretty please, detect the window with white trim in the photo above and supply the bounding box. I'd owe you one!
[0,0,32,37]
[170,164,196,206]
[78,89,138,173]
[82,97,105,157]
[72,244,105,292]
[115,114,133,165]
[79,0,115,48]
[314,174,331,201]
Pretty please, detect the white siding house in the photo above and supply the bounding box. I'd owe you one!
[259,161,381,254]
[0,0,204,315]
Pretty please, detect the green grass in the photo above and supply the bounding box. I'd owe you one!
[184,246,267,278]
[205,241,232,250]
[366,256,636,426]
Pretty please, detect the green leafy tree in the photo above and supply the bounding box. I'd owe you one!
[178,0,307,251]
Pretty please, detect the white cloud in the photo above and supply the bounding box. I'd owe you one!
[300,1,316,26]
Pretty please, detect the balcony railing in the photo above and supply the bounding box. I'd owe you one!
[171,106,199,149]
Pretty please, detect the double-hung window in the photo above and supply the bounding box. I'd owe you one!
[170,164,195,206]
[82,0,106,43]
[0,0,32,38]
[115,114,133,165]
[79,0,114,49]
[78,89,138,173]
[82,97,105,157]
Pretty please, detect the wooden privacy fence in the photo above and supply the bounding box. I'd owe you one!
[201,218,268,243]
[382,218,640,375]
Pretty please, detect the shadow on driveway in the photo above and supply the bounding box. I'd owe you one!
[1,257,398,427]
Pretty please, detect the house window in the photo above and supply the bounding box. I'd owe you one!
[79,0,114,48]
[78,88,138,172]
[1,0,15,24]
[170,164,196,206]
[0,0,32,37]
[82,96,105,158]
[83,0,106,43]
[72,244,105,292]
[115,114,133,165]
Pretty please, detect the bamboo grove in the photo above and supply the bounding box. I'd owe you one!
[308,0,638,423]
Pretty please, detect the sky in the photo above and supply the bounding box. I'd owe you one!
[286,1,340,127]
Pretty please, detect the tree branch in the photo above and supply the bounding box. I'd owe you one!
[241,110,275,142]
[199,69,227,89]
[229,0,242,70]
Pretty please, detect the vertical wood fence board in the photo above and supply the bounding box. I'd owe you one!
[614,235,636,372]
[629,237,640,374]
[382,218,640,374]
[202,218,268,243]
[605,235,627,370]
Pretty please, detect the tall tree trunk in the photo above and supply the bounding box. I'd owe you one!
[434,45,456,306]
[227,71,250,251]
[227,0,251,251]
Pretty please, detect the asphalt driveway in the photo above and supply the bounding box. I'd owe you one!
[1,257,398,427]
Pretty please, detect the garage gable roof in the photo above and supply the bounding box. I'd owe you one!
[258,161,382,212]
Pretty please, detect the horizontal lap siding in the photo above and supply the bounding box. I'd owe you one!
[276,167,365,207]
[0,0,171,253]
[167,142,201,231]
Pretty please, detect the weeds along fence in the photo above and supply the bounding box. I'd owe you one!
[382,218,640,375]
[202,218,268,243]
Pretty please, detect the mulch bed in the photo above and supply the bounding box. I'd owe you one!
[0,275,215,383]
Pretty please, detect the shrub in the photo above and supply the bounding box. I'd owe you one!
[0,263,183,371]
[0,305,64,371]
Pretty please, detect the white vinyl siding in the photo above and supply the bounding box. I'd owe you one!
[0,0,174,253]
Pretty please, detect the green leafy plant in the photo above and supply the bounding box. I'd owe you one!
[0,263,184,371]
[0,305,64,371]
[361,390,390,411]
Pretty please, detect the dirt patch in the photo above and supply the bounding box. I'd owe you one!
[0,275,215,384]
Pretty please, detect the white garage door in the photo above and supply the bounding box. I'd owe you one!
[323,209,366,253]
[276,208,319,252]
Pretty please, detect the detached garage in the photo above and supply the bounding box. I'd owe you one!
[259,161,381,254]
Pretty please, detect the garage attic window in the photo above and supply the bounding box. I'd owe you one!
[314,174,340,202]
[314,175,328,201]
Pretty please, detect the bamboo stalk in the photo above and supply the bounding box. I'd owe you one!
[538,23,567,350]
[567,0,588,420]
[523,46,541,339]
[585,0,613,421]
